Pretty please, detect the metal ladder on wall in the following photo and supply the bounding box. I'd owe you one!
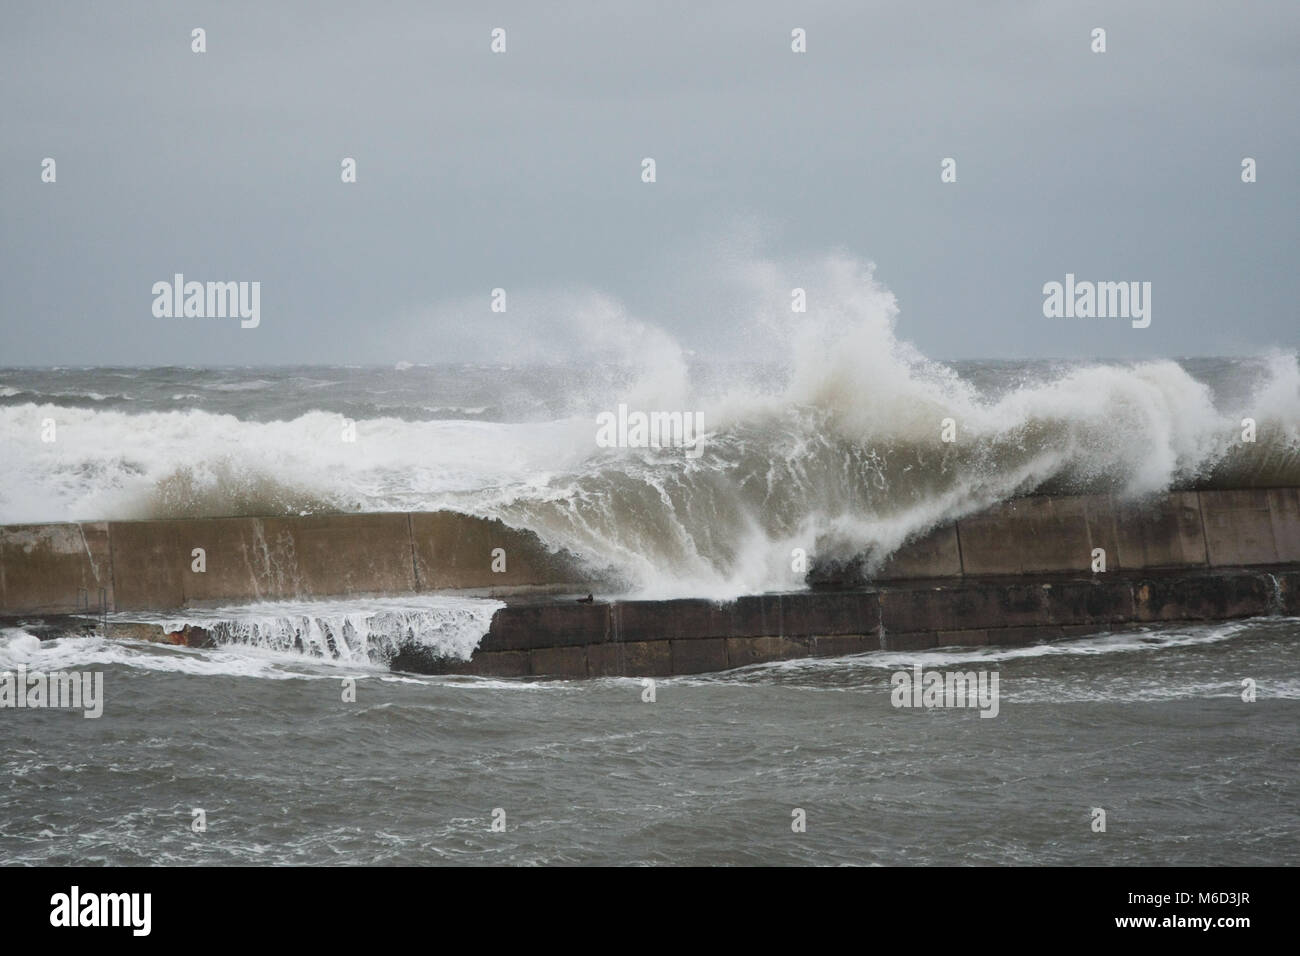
[77,586,109,638]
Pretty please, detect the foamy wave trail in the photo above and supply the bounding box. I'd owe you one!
[678,619,1300,701]
[1,626,421,681]
[138,596,504,666]
[1,253,1298,598]
[0,628,45,668]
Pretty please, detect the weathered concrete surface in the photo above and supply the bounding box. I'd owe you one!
[816,488,1300,583]
[808,525,963,586]
[1132,571,1276,622]
[5,490,1299,615]
[957,494,1120,576]
[0,522,114,614]
[1271,489,1300,563]
[611,598,736,643]
[1279,570,1300,616]
[481,602,609,652]
[1041,579,1138,626]
[879,583,1045,633]
[107,520,185,610]
[1200,489,1300,567]
[75,564,1296,680]
[3,491,1299,680]
[670,637,729,674]
[1113,492,1208,569]
[166,517,268,605]
[262,513,416,599]
[875,525,963,580]
[410,511,589,593]
[724,635,813,668]
[584,640,673,678]
[780,591,881,636]
[422,565,1293,679]
[109,513,416,610]
[92,510,596,612]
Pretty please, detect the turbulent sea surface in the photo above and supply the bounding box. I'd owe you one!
[3,280,1299,864]
[2,352,1299,597]
[2,619,1297,865]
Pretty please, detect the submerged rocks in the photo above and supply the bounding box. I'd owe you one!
[163,624,214,648]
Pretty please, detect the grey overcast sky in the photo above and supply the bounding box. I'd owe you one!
[1,0,1297,366]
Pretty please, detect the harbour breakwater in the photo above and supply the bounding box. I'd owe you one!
[2,488,1298,678]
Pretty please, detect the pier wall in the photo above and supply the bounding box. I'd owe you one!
[3,488,1298,678]
[1,511,588,614]
[399,566,1300,678]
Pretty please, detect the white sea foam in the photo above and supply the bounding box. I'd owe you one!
[747,620,1258,675]
[131,595,504,665]
[675,619,1300,700]
[1,627,356,679]
[1,254,1297,599]
[0,628,44,665]
[3,595,503,679]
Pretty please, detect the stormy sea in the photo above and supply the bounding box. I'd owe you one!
[3,282,1299,865]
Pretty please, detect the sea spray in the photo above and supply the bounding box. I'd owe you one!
[150,597,504,666]
[2,255,1299,599]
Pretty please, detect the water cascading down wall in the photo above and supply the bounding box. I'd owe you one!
[2,489,1299,678]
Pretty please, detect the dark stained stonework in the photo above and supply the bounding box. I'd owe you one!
[481,602,609,651]
[425,567,1295,678]
[1132,571,1275,622]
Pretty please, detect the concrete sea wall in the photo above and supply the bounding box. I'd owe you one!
[402,565,1300,678]
[2,488,1299,678]
[0,511,588,615]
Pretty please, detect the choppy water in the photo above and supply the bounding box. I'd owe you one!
[2,256,1299,596]
[3,258,1298,864]
[3,353,1299,599]
[2,618,1296,866]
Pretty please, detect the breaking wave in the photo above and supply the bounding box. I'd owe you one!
[2,254,1298,598]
